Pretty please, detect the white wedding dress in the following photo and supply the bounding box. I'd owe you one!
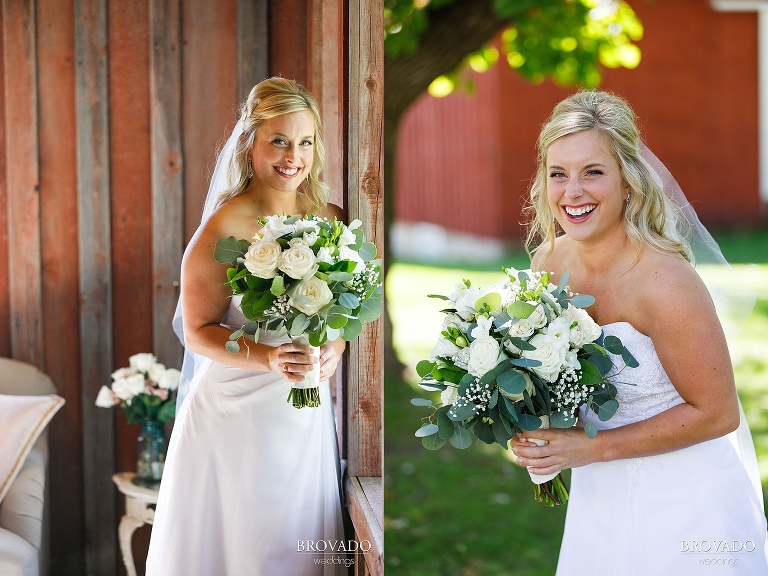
[557,322,768,575]
[145,299,346,576]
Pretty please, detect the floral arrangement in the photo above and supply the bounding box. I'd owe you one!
[214,214,383,408]
[412,268,637,506]
[95,353,180,423]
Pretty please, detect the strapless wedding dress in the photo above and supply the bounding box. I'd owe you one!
[145,298,345,575]
[557,322,768,575]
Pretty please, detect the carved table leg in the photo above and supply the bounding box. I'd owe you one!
[118,514,145,576]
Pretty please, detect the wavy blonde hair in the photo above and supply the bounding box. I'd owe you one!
[524,90,690,263]
[214,77,330,211]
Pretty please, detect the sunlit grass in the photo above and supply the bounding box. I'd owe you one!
[384,234,768,575]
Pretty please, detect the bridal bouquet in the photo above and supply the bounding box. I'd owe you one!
[95,353,180,423]
[214,214,382,408]
[412,267,637,506]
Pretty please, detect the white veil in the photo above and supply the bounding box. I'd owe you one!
[642,145,762,507]
[173,119,243,411]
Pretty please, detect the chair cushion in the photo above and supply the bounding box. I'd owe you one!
[0,527,38,576]
[0,438,47,549]
[0,395,64,504]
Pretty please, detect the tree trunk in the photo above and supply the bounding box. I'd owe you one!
[383,0,509,374]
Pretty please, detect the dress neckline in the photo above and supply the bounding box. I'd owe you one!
[600,320,650,340]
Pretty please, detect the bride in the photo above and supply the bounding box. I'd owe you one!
[145,77,347,575]
[510,91,768,574]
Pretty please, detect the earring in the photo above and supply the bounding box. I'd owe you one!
[247,160,253,179]
[625,193,630,203]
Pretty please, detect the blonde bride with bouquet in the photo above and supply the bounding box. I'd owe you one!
[145,78,347,575]
[510,91,768,574]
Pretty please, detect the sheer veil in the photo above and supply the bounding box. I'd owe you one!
[642,144,762,507]
[172,119,243,411]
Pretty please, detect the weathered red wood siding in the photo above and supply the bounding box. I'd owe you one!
[396,0,761,240]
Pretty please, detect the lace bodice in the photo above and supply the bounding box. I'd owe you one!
[579,321,684,430]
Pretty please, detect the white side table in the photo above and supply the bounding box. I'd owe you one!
[112,472,160,576]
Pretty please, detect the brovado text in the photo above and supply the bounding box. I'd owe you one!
[297,539,372,553]
[681,540,756,553]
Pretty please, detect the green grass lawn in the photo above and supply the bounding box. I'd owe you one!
[384,230,768,576]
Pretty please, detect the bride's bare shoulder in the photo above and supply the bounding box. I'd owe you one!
[314,202,346,223]
[532,236,571,274]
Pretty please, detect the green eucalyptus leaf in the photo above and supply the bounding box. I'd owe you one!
[225,341,240,354]
[497,370,527,395]
[603,335,624,355]
[622,347,639,368]
[229,329,244,341]
[570,294,596,308]
[415,423,439,437]
[270,275,285,296]
[579,359,605,386]
[449,426,472,449]
[506,301,537,319]
[437,411,455,439]
[214,236,246,264]
[422,433,446,450]
[550,411,577,429]
[473,420,495,444]
[515,413,542,431]
[410,398,434,407]
[595,399,619,421]
[358,297,383,322]
[341,318,363,341]
[338,292,360,309]
[584,421,598,439]
[357,242,377,262]
[427,294,450,300]
[328,271,355,282]
[448,402,477,421]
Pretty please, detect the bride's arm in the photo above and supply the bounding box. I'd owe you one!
[512,257,741,475]
[180,211,316,382]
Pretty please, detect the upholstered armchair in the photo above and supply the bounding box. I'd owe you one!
[0,358,64,576]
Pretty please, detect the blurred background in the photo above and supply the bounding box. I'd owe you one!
[383,0,768,574]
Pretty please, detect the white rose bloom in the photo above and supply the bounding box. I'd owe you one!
[95,385,117,407]
[337,245,365,273]
[148,363,166,383]
[440,386,459,406]
[260,215,294,241]
[303,230,319,246]
[159,368,181,391]
[129,353,156,373]
[316,246,335,265]
[430,336,460,360]
[288,237,309,248]
[522,333,568,383]
[546,316,571,345]
[526,301,548,328]
[112,374,146,400]
[561,306,601,348]
[278,244,319,279]
[455,347,471,369]
[337,227,357,246]
[441,313,462,330]
[111,366,138,381]
[467,336,505,378]
[506,318,535,339]
[244,239,282,279]
[498,370,535,403]
[288,277,334,315]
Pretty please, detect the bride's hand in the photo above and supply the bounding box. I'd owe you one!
[318,344,341,381]
[270,342,317,383]
[510,427,597,476]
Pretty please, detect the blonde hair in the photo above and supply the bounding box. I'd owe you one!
[524,90,690,263]
[214,77,330,211]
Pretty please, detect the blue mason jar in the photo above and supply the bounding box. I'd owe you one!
[136,420,166,483]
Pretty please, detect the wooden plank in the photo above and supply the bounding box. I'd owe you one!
[37,0,86,572]
[345,476,384,576]
[345,0,383,478]
[2,0,43,368]
[308,0,344,206]
[268,0,308,84]
[150,0,184,369]
[75,0,117,573]
[0,4,10,358]
[181,0,238,242]
[238,0,268,102]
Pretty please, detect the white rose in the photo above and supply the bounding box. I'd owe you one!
[129,353,157,373]
[316,246,334,265]
[244,239,281,279]
[259,215,294,241]
[506,318,535,339]
[498,370,535,403]
[561,306,601,348]
[467,336,505,378]
[112,374,146,400]
[111,366,138,381]
[546,316,571,345]
[288,276,334,315]
[159,368,181,391]
[337,227,357,246]
[522,333,568,383]
[303,231,319,246]
[288,237,309,248]
[337,245,365,273]
[95,385,117,407]
[278,244,319,279]
[526,302,548,329]
[148,363,166,383]
[440,386,459,406]
[430,336,459,360]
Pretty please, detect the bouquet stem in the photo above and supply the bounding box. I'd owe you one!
[287,386,321,408]
[532,473,569,506]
